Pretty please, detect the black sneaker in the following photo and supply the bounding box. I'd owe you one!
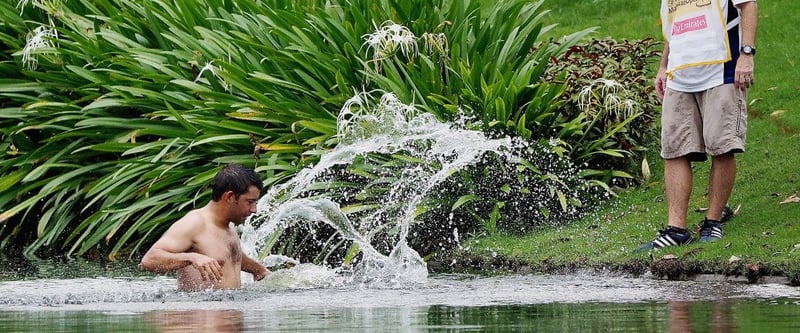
[720,204,734,223]
[699,219,724,242]
[635,226,693,252]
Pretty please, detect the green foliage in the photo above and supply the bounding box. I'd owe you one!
[360,0,592,140]
[543,37,663,184]
[0,0,656,261]
[246,1,607,263]
[0,0,350,257]
[431,143,604,244]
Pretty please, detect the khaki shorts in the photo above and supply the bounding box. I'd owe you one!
[661,84,747,161]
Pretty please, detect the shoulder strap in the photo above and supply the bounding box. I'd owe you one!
[726,0,740,30]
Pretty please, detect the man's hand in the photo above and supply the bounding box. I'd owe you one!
[241,255,269,281]
[190,254,224,283]
[734,55,755,90]
[253,266,270,281]
[655,67,668,100]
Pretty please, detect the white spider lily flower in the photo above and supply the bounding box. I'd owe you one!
[379,92,401,109]
[22,25,57,70]
[377,92,416,124]
[621,99,638,116]
[337,90,420,139]
[577,84,594,111]
[338,90,372,136]
[194,61,229,91]
[421,32,448,55]
[390,27,418,59]
[362,21,418,63]
[603,93,622,111]
[596,78,620,95]
[385,23,406,35]
[194,61,217,82]
[363,29,388,50]
[16,0,37,14]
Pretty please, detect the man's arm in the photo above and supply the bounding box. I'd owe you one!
[139,216,224,282]
[241,255,269,281]
[655,41,670,100]
[735,1,758,89]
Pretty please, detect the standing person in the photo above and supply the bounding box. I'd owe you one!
[637,0,758,251]
[140,164,270,290]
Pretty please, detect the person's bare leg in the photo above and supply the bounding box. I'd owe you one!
[707,153,736,221]
[665,157,692,229]
[668,301,693,333]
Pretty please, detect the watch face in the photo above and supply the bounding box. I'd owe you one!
[741,46,755,55]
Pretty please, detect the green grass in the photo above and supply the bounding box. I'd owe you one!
[542,0,662,40]
[461,0,800,280]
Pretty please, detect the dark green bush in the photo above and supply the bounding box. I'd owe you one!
[543,37,663,184]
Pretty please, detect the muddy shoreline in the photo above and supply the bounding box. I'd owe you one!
[428,252,799,286]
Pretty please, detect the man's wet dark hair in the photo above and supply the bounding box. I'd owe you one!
[210,164,263,201]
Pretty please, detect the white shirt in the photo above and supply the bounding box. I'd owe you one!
[662,0,755,92]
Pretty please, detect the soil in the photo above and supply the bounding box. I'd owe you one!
[427,252,798,286]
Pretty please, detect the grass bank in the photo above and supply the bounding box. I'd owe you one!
[442,0,800,283]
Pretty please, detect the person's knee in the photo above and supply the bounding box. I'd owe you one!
[711,152,736,161]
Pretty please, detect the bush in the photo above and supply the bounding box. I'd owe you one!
[0,0,654,262]
[543,37,663,184]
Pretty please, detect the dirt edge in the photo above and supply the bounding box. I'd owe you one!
[428,252,799,286]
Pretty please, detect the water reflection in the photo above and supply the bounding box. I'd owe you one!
[1,299,800,332]
[145,309,244,333]
[0,255,143,282]
[669,300,736,333]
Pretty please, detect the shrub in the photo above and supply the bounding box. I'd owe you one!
[0,0,653,263]
[543,37,663,184]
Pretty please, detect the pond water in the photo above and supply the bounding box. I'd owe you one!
[3,94,798,332]
[2,259,800,332]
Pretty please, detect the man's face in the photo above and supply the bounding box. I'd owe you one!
[229,186,260,224]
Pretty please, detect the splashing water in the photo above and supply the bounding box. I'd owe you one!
[240,92,524,287]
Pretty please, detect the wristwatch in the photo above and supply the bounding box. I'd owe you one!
[740,45,756,56]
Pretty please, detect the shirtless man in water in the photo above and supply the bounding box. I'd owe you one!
[139,164,269,291]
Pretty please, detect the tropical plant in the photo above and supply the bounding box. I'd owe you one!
[0,0,654,263]
[246,1,604,264]
[0,0,352,258]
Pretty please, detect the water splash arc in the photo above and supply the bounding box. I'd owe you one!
[240,93,513,285]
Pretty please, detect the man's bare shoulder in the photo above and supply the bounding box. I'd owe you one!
[162,208,208,237]
[176,208,207,224]
[143,208,210,255]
